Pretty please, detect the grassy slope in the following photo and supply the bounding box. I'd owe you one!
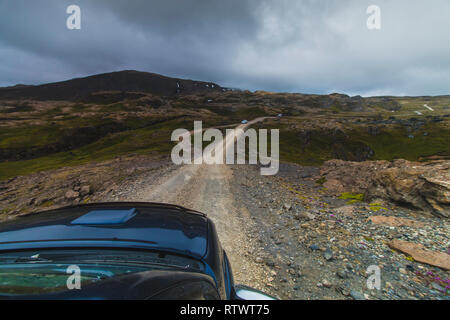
[264,120,450,166]
[348,124,450,161]
[0,118,193,180]
[1,93,246,181]
[1,93,449,180]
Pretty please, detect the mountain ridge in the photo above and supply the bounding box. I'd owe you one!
[2,70,450,102]
[0,70,224,101]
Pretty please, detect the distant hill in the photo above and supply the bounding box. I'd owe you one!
[0,70,224,101]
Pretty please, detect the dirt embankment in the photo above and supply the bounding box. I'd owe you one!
[0,154,173,218]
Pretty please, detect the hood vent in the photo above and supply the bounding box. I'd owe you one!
[71,208,137,225]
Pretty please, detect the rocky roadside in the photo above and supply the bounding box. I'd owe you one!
[1,155,448,300]
[0,154,175,219]
[230,163,449,300]
[320,159,450,218]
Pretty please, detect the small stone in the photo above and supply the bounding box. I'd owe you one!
[322,279,332,288]
[265,260,275,267]
[255,257,263,264]
[296,211,315,220]
[336,270,347,279]
[65,190,79,200]
[406,265,414,272]
[309,244,320,251]
[323,248,333,261]
[79,185,91,197]
[350,290,366,300]
[431,283,445,292]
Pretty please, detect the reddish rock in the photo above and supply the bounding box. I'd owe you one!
[320,159,450,218]
[79,185,91,197]
[335,205,356,217]
[368,216,425,228]
[367,160,449,218]
[323,179,344,194]
[65,190,79,200]
[320,159,390,194]
[388,240,450,271]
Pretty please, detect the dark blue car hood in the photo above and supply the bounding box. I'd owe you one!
[0,203,208,259]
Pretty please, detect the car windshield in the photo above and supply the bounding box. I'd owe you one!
[0,249,204,296]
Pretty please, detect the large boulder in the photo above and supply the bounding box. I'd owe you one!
[320,159,449,218]
[320,159,391,194]
[366,160,449,218]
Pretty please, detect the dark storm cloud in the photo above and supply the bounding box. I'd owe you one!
[0,0,449,95]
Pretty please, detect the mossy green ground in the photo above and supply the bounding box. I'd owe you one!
[0,95,235,181]
[0,118,194,180]
[368,203,388,211]
[2,94,450,181]
[347,124,450,161]
[338,192,365,204]
[263,120,450,166]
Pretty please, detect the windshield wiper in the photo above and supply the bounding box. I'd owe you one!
[76,258,192,270]
[14,254,52,263]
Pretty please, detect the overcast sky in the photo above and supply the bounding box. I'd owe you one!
[0,0,449,96]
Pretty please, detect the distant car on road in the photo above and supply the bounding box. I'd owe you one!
[241,120,248,124]
[0,202,276,300]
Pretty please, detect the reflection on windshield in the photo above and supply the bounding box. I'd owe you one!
[0,266,109,295]
[0,249,204,296]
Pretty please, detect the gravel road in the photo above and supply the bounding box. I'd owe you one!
[107,118,449,300]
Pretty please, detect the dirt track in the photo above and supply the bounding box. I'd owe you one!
[143,162,270,292]
[118,118,273,293]
[105,118,450,300]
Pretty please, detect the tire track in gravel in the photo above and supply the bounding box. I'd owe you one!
[123,118,274,293]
